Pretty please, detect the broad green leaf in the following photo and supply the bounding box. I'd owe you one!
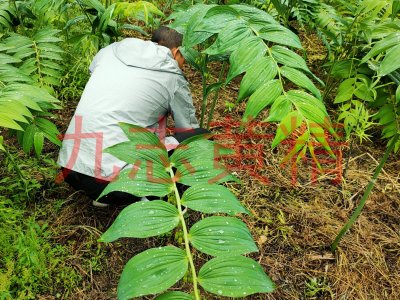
[99,167,173,198]
[378,44,400,76]
[271,45,310,73]
[170,139,232,167]
[259,24,302,49]
[22,124,36,153]
[119,123,165,149]
[353,80,374,102]
[175,159,240,186]
[238,56,278,101]
[271,111,303,147]
[181,184,249,215]
[118,246,188,300]
[204,20,252,55]
[231,4,278,26]
[104,140,169,169]
[396,85,400,105]
[328,60,355,79]
[0,114,23,130]
[266,94,293,122]
[189,216,258,256]
[198,256,275,297]
[362,32,400,63]
[33,131,44,156]
[168,4,212,34]
[99,200,179,242]
[280,66,321,99]
[242,80,282,122]
[226,36,267,83]
[155,291,194,300]
[184,8,214,47]
[334,78,356,103]
[195,6,240,33]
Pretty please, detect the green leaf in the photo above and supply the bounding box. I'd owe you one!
[242,80,282,122]
[119,123,164,147]
[175,159,239,186]
[0,136,5,152]
[266,94,293,122]
[271,45,310,73]
[118,246,188,300]
[238,56,278,102]
[99,200,179,242]
[189,216,258,256]
[286,90,333,133]
[362,32,400,63]
[396,85,400,105]
[378,44,400,76]
[271,111,304,147]
[104,140,169,169]
[204,20,252,55]
[99,167,173,198]
[195,6,240,33]
[181,184,249,215]
[231,4,278,29]
[183,8,214,48]
[179,47,202,72]
[280,66,321,99]
[33,131,44,156]
[198,256,275,297]
[259,24,302,49]
[334,78,356,103]
[226,36,267,83]
[155,291,194,300]
[0,114,23,130]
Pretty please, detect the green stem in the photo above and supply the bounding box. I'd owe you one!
[331,132,399,252]
[169,169,201,300]
[206,61,226,130]
[199,55,209,128]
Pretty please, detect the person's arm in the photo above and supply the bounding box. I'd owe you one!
[170,75,199,133]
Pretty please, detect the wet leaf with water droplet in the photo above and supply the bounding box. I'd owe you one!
[189,216,258,256]
[118,246,188,300]
[198,256,275,297]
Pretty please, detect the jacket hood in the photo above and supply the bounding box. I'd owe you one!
[112,38,183,75]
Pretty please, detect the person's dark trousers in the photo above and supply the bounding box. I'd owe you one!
[62,128,210,206]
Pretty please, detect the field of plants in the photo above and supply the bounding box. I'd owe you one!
[0,0,399,299]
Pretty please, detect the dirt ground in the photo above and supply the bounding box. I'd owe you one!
[34,31,400,300]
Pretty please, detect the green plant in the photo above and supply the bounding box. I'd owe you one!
[99,123,275,299]
[305,276,334,299]
[66,0,164,57]
[0,4,64,156]
[169,4,336,167]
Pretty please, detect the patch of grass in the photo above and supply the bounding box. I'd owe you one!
[0,149,82,299]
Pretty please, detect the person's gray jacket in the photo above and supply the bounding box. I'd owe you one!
[57,38,199,179]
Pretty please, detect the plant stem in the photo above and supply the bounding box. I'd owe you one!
[199,55,208,128]
[331,132,399,252]
[206,61,226,130]
[169,169,201,300]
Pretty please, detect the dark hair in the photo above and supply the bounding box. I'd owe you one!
[151,26,183,49]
